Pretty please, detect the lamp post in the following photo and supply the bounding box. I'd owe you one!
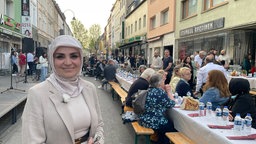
[61,9,76,35]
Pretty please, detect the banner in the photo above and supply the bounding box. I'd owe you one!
[21,0,32,38]
[21,0,30,16]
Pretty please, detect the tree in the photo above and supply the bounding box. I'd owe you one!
[89,24,101,53]
[71,19,89,51]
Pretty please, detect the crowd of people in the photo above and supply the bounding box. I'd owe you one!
[18,34,256,144]
[10,49,48,82]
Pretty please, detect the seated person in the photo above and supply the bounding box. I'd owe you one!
[98,59,117,88]
[226,78,256,128]
[139,73,176,144]
[169,65,182,92]
[125,68,155,107]
[138,65,147,75]
[199,70,230,110]
[123,62,134,74]
[175,67,196,98]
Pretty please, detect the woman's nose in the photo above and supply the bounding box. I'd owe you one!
[64,57,72,65]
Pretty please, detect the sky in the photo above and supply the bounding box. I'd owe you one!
[55,0,116,33]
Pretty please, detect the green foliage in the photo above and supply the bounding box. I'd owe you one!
[71,19,89,50]
[89,24,101,51]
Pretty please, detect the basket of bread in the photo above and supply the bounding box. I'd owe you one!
[180,96,199,111]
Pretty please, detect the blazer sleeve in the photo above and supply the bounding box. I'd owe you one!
[22,88,46,144]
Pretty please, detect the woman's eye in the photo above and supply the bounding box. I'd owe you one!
[54,55,65,59]
[70,54,79,59]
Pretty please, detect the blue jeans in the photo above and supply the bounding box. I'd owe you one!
[40,66,48,82]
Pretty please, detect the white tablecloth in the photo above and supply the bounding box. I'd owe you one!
[227,76,256,89]
[168,108,256,144]
[115,74,134,91]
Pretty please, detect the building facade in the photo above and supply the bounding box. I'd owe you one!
[175,0,256,65]
[147,0,176,64]
[120,0,147,58]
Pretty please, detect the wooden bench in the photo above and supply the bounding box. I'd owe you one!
[165,132,195,144]
[108,81,127,102]
[131,121,154,144]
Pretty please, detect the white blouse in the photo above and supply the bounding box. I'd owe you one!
[66,94,91,139]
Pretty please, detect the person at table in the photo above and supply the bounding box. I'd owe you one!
[22,35,104,144]
[225,78,256,128]
[98,59,117,89]
[123,62,134,74]
[194,54,226,96]
[125,68,155,107]
[175,67,196,98]
[138,65,147,75]
[199,70,231,110]
[182,56,194,89]
[138,73,176,144]
[169,65,182,93]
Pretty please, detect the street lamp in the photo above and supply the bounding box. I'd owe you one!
[61,9,76,35]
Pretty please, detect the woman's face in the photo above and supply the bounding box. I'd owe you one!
[185,57,191,63]
[53,47,81,79]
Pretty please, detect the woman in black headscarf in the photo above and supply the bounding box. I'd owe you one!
[226,78,256,128]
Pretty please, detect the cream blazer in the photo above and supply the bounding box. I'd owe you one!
[22,79,104,144]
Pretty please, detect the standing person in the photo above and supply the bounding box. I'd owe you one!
[218,49,230,69]
[18,51,26,76]
[194,50,206,69]
[151,49,163,71]
[129,55,136,68]
[11,50,18,74]
[242,54,252,75]
[138,73,176,144]
[199,70,230,110]
[27,52,34,75]
[39,52,48,81]
[22,35,104,144]
[162,49,173,84]
[194,54,226,96]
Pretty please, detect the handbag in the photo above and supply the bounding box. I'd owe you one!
[180,96,199,111]
[132,89,148,115]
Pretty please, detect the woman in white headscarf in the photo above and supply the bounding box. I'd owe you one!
[22,35,104,144]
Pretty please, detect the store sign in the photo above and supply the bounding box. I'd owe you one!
[180,17,225,37]
[0,14,21,33]
[21,16,32,38]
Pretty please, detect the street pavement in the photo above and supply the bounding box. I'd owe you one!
[0,75,147,144]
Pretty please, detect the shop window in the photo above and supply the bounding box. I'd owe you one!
[204,0,226,10]
[135,21,137,32]
[161,8,169,25]
[139,18,142,30]
[150,16,156,30]
[182,0,197,19]
[143,15,146,28]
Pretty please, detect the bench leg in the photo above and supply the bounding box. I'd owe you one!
[111,88,115,100]
[134,134,138,144]
[145,135,151,144]
[12,107,17,124]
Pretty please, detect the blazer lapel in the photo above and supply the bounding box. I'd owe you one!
[48,86,75,141]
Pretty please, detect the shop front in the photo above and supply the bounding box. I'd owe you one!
[177,17,256,66]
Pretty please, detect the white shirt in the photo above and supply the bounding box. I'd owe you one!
[27,53,34,62]
[151,56,163,70]
[196,62,226,92]
[194,54,203,68]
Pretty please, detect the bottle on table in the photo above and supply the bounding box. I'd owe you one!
[222,106,229,126]
[244,113,252,135]
[199,102,205,117]
[215,106,222,125]
[206,102,212,117]
[234,113,242,133]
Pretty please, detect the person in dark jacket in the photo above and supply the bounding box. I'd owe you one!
[226,78,256,128]
[125,68,155,107]
[175,67,197,99]
[98,59,117,88]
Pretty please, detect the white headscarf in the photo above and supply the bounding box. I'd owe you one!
[47,35,83,97]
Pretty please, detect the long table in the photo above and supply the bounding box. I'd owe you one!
[227,76,256,89]
[168,108,256,144]
[115,74,133,91]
